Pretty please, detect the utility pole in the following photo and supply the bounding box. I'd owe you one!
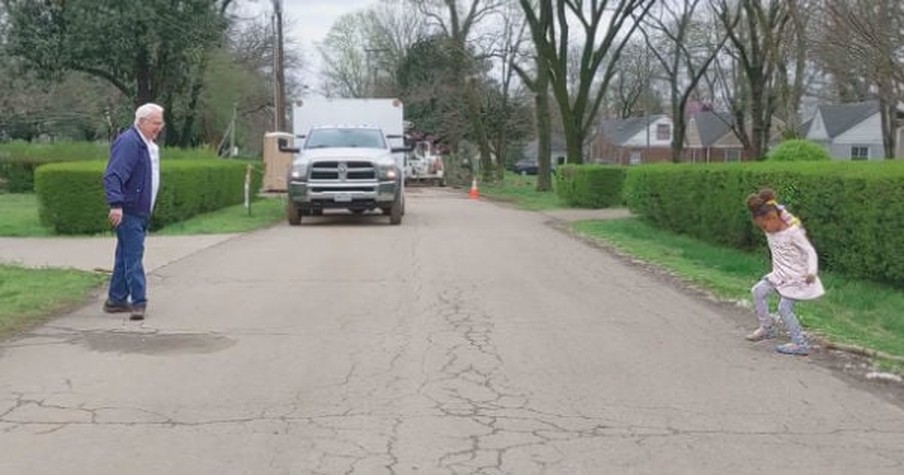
[272,0,286,131]
[229,101,237,156]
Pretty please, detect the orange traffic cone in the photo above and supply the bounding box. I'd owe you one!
[469,178,479,200]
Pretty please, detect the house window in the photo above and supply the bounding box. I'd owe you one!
[656,123,670,141]
[724,149,742,162]
[850,146,869,160]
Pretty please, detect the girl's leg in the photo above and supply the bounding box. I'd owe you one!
[747,279,777,340]
[777,297,808,347]
[751,279,776,329]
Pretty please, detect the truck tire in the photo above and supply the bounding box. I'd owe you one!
[389,196,403,225]
[287,200,301,226]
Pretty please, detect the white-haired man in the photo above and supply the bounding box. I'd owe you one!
[101,103,164,321]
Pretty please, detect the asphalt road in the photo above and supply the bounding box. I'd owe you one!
[1,188,902,475]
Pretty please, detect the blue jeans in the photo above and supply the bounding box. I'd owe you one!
[108,213,149,307]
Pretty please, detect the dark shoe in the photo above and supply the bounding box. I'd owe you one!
[129,306,146,321]
[103,300,132,314]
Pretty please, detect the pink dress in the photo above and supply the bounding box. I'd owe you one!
[764,226,825,300]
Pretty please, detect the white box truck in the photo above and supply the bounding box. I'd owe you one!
[282,97,408,225]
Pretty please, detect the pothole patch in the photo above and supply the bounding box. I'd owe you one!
[82,331,235,355]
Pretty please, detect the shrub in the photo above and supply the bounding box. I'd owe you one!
[0,140,219,192]
[624,161,904,287]
[767,139,832,162]
[555,164,626,208]
[35,159,262,235]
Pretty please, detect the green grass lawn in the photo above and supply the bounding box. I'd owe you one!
[152,196,286,235]
[0,193,53,237]
[481,173,566,210]
[0,264,106,338]
[574,218,904,363]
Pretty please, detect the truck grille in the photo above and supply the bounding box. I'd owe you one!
[310,161,376,181]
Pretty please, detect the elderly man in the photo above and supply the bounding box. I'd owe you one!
[102,103,164,321]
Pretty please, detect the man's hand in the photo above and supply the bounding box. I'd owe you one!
[805,274,816,284]
[108,208,123,228]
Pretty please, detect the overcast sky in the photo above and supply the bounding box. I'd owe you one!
[240,0,377,83]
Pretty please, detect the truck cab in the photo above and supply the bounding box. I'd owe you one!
[285,125,405,225]
[285,97,408,226]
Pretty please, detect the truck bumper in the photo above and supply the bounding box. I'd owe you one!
[287,180,399,209]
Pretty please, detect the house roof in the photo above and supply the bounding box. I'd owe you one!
[522,133,568,159]
[599,115,666,145]
[692,111,735,147]
[799,117,814,137]
[817,100,879,138]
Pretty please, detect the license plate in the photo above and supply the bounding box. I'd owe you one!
[334,194,352,203]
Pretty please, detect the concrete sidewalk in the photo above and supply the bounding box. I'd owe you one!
[0,234,238,272]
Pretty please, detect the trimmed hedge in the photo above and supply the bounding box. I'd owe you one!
[624,161,904,287]
[35,159,262,235]
[767,139,832,162]
[555,164,627,208]
[0,140,219,192]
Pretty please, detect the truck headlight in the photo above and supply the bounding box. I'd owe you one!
[378,165,398,180]
[290,163,308,180]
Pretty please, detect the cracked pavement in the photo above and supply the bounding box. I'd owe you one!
[1,188,903,474]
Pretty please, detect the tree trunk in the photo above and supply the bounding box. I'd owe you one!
[749,77,766,159]
[178,59,208,148]
[672,112,686,163]
[670,83,682,162]
[879,94,897,159]
[160,94,179,147]
[535,63,553,192]
[134,48,154,108]
[465,79,494,184]
[561,113,584,165]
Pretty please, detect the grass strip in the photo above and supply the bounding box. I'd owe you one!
[0,264,106,338]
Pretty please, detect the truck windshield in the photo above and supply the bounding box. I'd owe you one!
[304,128,386,149]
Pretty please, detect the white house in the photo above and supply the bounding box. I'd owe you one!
[805,100,904,159]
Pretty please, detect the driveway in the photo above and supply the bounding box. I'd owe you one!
[0,188,902,474]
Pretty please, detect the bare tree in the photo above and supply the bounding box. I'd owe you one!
[486,0,531,181]
[714,0,791,159]
[318,12,371,97]
[703,44,752,149]
[415,0,503,181]
[364,0,429,88]
[819,0,904,158]
[773,0,815,137]
[640,0,728,161]
[317,1,426,98]
[605,39,658,119]
[520,0,656,164]
[513,0,554,191]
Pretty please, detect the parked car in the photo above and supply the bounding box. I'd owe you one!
[513,158,539,175]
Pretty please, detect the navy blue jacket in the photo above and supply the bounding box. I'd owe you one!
[103,127,153,217]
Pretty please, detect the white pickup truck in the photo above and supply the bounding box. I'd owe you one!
[282,98,408,225]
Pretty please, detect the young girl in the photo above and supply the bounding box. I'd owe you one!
[745,193,824,355]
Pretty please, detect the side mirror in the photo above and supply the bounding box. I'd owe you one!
[278,138,300,153]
